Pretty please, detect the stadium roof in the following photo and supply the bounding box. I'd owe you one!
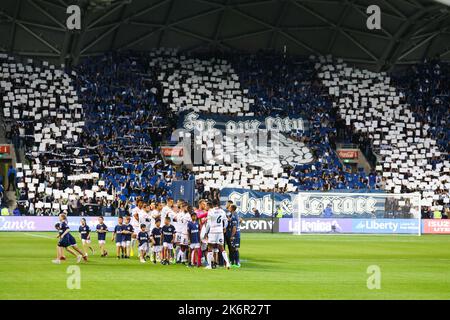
[0,0,449,71]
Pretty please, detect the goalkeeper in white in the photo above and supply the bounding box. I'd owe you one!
[204,199,230,270]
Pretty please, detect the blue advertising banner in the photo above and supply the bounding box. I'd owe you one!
[351,219,420,234]
[278,218,421,234]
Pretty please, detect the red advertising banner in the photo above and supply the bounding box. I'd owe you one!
[0,145,11,154]
[337,149,359,159]
[161,146,184,157]
[423,219,450,234]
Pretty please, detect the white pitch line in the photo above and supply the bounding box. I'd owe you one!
[23,233,54,239]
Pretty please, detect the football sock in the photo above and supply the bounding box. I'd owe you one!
[207,252,213,267]
[197,249,202,266]
[221,251,230,266]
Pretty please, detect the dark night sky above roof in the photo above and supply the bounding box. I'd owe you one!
[0,0,449,71]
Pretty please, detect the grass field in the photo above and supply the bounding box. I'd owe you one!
[0,232,449,300]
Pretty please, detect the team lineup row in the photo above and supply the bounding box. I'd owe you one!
[53,198,242,269]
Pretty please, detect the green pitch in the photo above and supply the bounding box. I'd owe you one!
[0,232,449,300]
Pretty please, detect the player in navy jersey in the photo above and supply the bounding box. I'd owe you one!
[53,214,87,264]
[187,212,201,267]
[54,223,77,261]
[112,216,125,259]
[79,218,94,257]
[121,216,134,259]
[137,224,150,263]
[161,216,175,265]
[150,218,163,264]
[229,205,241,268]
[96,216,108,257]
[225,211,234,263]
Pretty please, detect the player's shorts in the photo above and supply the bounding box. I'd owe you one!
[175,233,182,244]
[163,242,173,250]
[180,234,189,246]
[208,232,224,245]
[231,234,241,248]
[139,243,148,252]
[121,240,131,247]
[81,239,91,244]
[98,240,106,245]
[189,243,201,249]
[58,234,76,247]
[153,245,162,253]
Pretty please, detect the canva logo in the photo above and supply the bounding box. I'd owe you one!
[0,217,36,231]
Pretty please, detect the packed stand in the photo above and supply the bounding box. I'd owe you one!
[316,55,449,211]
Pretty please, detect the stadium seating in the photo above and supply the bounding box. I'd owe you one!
[163,50,371,192]
[0,53,97,215]
[316,55,449,209]
[0,52,177,215]
[2,50,448,215]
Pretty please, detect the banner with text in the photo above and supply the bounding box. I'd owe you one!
[220,188,387,218]
[279,218,423,234]
[0,217,446,234]
[180,111,308,134]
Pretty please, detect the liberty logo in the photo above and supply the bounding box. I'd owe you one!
[180,185,185,195]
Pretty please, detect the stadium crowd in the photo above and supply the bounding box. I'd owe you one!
[0,50,448,217]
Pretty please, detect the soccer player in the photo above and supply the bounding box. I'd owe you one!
[229,205,241,268]
[225,210,234,264]
[112,216,124,259]
[205,199,230,269]
[121,216,134,259]
[177,203,191,264]
[137,224,150,263]
[54,222,77,261]
[150,218,163,264]
[79,218,94,257]
[172,204,182,264]
[187,212,201,267]
[96,216,108,257]
[130,211,141,257]
[53,214,86,264]
[161,216,175,265]
[196,199,209,264]
[161,197,174,220]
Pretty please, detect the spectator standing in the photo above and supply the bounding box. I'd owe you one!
[13,207,21,216]
[7,165,16,191]
[433,208,442,219]
[1,206,9,216]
